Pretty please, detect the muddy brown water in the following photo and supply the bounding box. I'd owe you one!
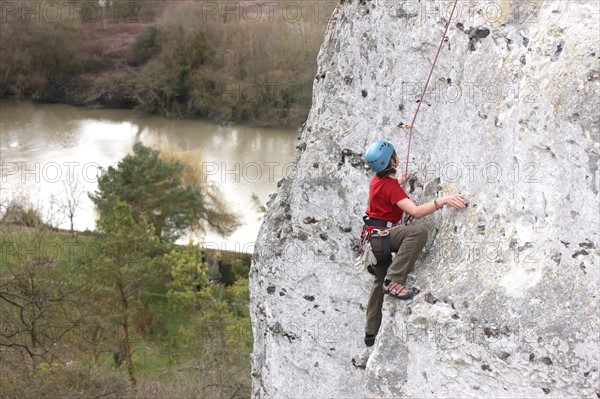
[0,100,297,251]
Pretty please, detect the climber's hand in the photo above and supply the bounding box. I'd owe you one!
[442,194,466,209]
[397,172,411,186]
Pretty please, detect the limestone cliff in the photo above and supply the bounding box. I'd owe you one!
[250,1,599,397]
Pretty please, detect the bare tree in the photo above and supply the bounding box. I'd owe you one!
[0,230,84,369]
[56,177,85,233]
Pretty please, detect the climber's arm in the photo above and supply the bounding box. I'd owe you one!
[397,194,466,219]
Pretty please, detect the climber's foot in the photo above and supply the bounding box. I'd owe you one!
[364,333,376,347]
[383,279,413,300]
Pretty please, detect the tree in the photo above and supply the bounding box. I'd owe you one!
[90,142,236,242]
[165,242,207,307]
[165,147,240,238]
[0,21,82,101]
[55,177,85,233]
[0,229,84,370]
[82,201,162,386]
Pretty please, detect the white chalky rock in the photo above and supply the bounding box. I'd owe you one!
[250,1,599,398]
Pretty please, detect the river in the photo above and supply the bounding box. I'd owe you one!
[0,101,298,252]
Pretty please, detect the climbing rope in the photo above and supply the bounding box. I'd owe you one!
[401,0,460,174]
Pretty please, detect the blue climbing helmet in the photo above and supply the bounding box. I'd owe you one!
[364,140,395,172]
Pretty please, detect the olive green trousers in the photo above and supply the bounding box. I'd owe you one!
[365,224,428,336]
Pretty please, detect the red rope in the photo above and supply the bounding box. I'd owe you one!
[404,0,460,174]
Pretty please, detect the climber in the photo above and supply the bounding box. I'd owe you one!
[361,140,466,347]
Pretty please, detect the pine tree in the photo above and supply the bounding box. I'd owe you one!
[90,143,206,242]
[83,201,162,386]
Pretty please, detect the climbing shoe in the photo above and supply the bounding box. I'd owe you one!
[364,333,376,347]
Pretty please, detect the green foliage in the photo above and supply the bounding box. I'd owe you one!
[154,146,240,237]
[181,278,251,368]
[92,201,160,275]
[90,143,205,242]
[174,67,190,102]
[251,193,267,214]
[218,262,236,287]
[232,259,251,279]
[82,201,164,385]
[131,26,161,65]
[219,258,250,286]
[0,363,129,399]
[165,242,207,306]
[0,222,253,398]
[132,19,214,117]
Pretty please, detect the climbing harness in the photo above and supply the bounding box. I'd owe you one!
[363,216,394,259]
[358,209,415,273]
[401,0,460,174]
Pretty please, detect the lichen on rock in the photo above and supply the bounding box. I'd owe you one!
[250,1,599,398]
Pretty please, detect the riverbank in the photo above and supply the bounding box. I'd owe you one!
[0,1,329,128]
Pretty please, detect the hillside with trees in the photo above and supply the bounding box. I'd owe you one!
[0,0,330,127]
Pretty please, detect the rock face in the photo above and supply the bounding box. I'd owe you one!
[250,1,599,398]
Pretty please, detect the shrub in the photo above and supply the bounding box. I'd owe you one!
[131,26,161,66]
[0,199,45,227]
[0,21,83,101]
